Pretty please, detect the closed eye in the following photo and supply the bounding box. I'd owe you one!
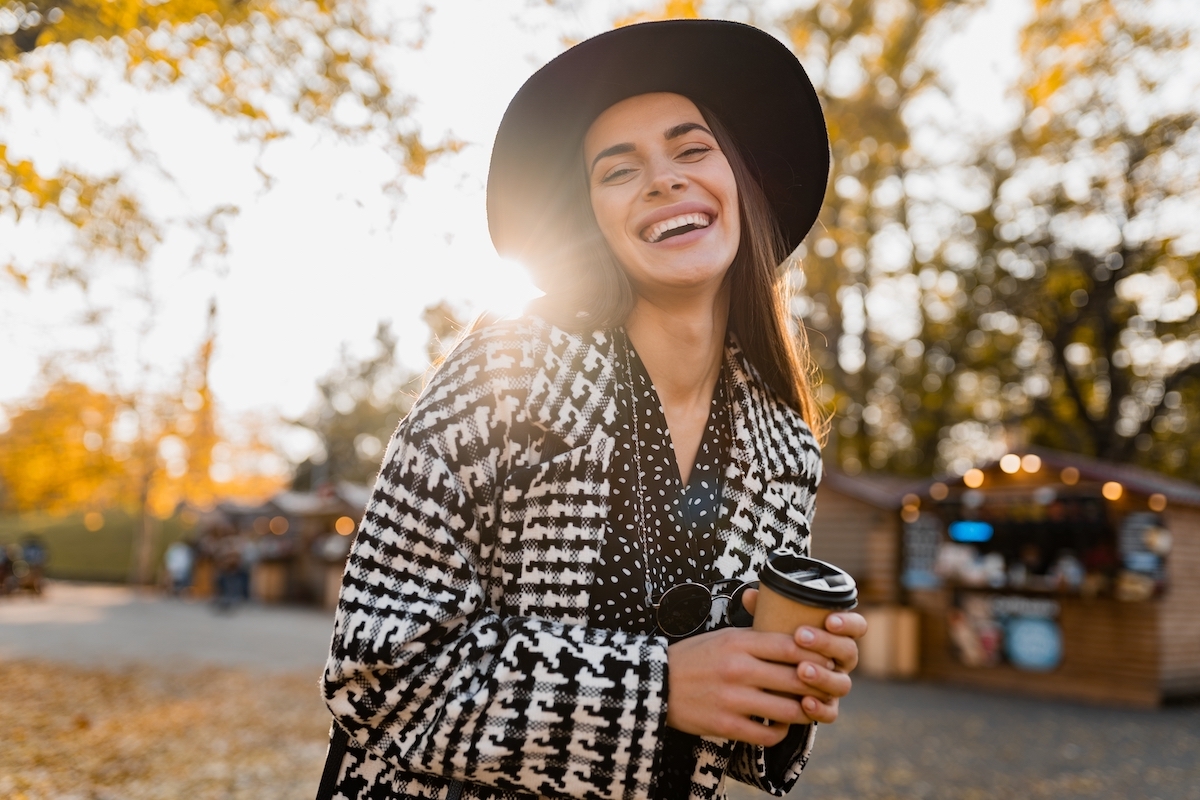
[600,165,638,183]
[678,145,713,160]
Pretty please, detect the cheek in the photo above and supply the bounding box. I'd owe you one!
[589,192,628,249]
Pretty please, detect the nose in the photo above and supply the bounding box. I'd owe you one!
[645,155,687,197]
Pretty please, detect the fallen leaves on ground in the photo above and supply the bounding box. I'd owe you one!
[0,660,329,800]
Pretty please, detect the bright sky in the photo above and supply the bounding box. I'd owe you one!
[0,0,1042,459]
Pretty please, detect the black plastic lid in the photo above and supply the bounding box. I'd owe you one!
[758,550,858,610]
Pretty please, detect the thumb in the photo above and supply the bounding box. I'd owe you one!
[740,587,758,617]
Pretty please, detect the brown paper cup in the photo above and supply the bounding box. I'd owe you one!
[752,582,836,637]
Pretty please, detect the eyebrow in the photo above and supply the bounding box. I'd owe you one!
[588,121,714,173]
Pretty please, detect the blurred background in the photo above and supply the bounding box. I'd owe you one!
[2,0,1199,798]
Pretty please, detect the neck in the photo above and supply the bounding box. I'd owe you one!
[624,283,729,408]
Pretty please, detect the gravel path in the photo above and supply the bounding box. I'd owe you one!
[0,581,334,673]
[729,677,1200,800]
[4,582,1198,799]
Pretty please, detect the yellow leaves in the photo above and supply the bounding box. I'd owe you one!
[4,262,30,288]
[616,0,703,28]
[0,323,284,518]
[791,26,810,53]
[0,661,329,798]
[1026,64,1064,107]
[1,144,65,217]
[1019,0,1133,109]
[14,0,256,54]
[0,382,124,515]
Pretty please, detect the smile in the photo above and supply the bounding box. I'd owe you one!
[642,213,712,243]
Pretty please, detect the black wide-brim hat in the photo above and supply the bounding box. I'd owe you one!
[486,19,829,277]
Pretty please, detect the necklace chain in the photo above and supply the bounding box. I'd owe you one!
[620,332,733,615]
[622,335,657,610]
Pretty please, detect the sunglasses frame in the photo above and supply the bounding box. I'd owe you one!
[651,579,758,638]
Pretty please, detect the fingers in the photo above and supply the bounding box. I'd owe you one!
[795,625,860,673]
[826,611,868,639]
[795,660,852,702]
[740,587,758,617]
[799,695,840,725]
[666,628,827,743]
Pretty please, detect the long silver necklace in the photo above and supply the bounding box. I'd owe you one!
[621,333,732,613]
[622,335,658,610]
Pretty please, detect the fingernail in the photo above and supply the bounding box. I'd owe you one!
[804,697,817,710]
[803,664,817,679]
[827,615,843,630]
[799,628,815,644]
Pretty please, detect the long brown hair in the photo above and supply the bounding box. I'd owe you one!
[528,102,827,441]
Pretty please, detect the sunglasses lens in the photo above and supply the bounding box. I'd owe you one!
[657,583,713,637]
[728,582,757,628]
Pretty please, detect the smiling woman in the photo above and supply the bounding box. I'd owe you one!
[318,19,867,800]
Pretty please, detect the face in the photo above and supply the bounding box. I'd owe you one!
[583,93,740,298]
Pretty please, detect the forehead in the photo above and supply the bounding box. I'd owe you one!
[583,92,706,154]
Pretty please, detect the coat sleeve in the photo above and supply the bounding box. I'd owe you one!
[726,723,817,796]
[724,470,822,796]
[320,339,668,800]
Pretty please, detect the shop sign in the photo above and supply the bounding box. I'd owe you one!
[1116,512,1169,601]
[949,593,1063,671]
[903,514,943,589]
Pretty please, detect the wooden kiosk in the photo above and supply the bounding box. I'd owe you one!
[905,450,1200,707]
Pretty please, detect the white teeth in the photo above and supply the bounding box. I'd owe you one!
[644,213,711,243]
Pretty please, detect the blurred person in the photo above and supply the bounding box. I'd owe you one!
[164,540,195,597]
[318,20,865,800]
[0,542,12,595]
[212,531,246,612]
[19,535,47,595]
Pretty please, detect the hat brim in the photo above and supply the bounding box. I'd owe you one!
[486,19,829,274]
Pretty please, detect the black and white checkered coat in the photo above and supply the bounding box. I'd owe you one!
[322,317,824,800]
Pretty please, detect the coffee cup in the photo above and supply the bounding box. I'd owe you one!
[752,550,858,637]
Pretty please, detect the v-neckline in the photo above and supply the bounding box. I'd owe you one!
[621,332,728,492]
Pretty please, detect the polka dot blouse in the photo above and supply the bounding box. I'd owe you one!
[588,329,733,635]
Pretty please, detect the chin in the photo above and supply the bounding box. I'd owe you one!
[638,259,732,291]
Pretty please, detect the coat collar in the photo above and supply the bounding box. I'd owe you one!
[524,319,817,485]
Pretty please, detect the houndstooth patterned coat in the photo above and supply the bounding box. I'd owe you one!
[321,316,824,800]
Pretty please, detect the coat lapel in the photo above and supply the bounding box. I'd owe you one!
[495,324,619,624]
[525,325,620,453]
[713,342,823,582]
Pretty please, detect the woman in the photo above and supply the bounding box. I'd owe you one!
[319,19,866,800]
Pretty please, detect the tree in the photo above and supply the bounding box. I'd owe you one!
[1,1,456,580]
[957,0,1199,474]
[769,0,981,475]
[290,320,422,490]
[1,0,455,291]
[0,300,288,581]
[783,0,1199,477]
[0,380,125,513]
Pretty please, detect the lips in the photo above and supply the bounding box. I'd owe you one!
[637,203,717,244]
[642,213,712,243]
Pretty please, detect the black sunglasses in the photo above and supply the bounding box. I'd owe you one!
[652,580,758,638]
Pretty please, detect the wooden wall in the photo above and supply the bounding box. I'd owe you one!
[1160,505,1200,698]
[811,488,899,604]
[912,589,1161,707]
